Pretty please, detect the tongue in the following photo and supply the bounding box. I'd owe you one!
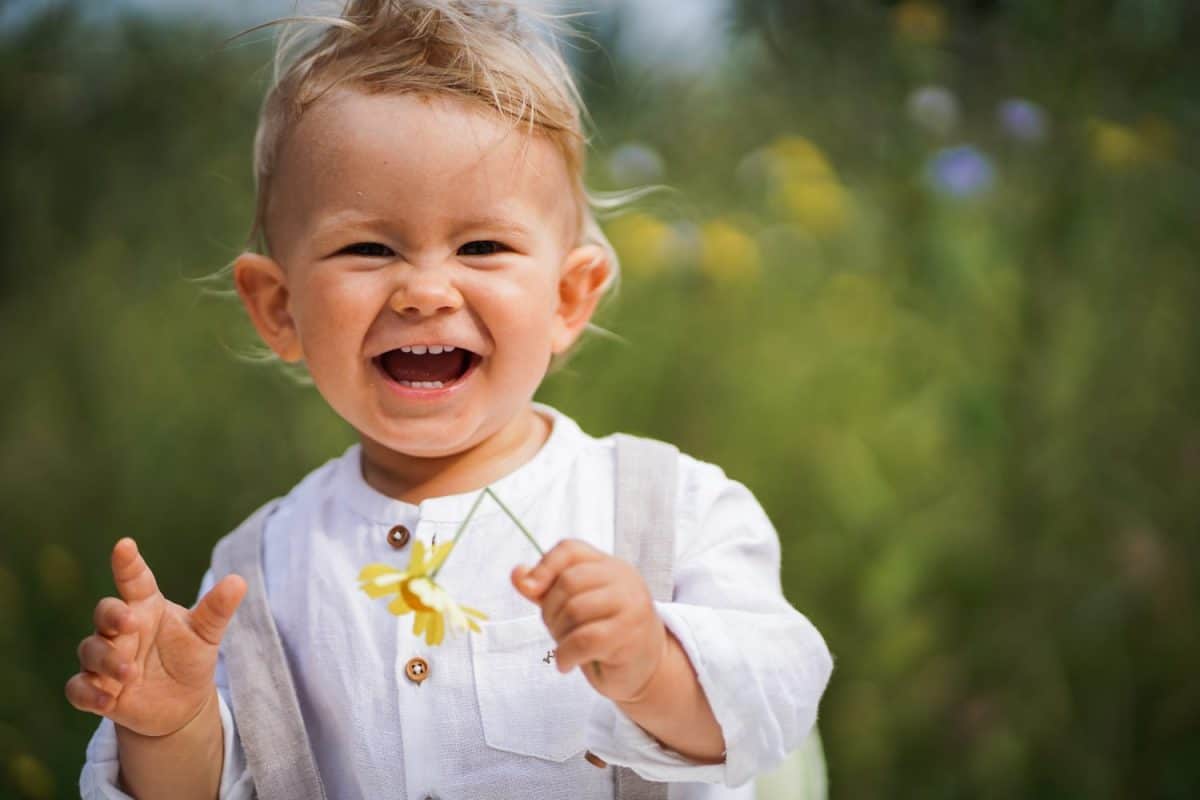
[379,350,467,383]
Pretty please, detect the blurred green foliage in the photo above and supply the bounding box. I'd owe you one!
[2,1,1199,797]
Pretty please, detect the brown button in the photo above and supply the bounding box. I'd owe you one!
[405,657,430,685]
[387,525,411,549]
[584,750,608,769]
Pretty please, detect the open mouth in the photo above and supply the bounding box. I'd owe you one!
[373,346,481,390]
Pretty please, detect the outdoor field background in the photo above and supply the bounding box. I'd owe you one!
[1,0,1198,797]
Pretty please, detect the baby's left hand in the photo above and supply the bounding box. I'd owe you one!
[512,540,667,704]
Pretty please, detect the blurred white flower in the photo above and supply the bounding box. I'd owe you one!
[907,85,959,137]
[607,142,665,187]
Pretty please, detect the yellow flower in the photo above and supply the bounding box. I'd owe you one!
[769,136,836,181]
[763,137,850,237]
[606,212,675,277]
[1088,119,1142,168]
[893,1,947,46]
[1136,114,1178,162]
[358,540,487,646]
[699,219,760,285]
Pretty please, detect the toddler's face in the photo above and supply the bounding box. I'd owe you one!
[234,89,607,460]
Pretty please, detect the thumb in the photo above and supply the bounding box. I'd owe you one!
[188,574,247,646]
[510,565,540,602]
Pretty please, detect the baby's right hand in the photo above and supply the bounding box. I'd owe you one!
[65,538,247,738]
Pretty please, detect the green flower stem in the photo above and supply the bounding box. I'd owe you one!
[426,487,600,679]
[486,488,601,680]
[484,488,545,557]
[428,488,488,580]
[428,487,544,580]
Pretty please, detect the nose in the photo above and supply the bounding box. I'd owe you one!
[388,265,463,318]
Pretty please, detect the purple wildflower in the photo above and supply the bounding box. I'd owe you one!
[925,145,996,198]
[997,98,1048,142]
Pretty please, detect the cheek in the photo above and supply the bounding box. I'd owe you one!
[292,271,379,354]
[468,270,559,332]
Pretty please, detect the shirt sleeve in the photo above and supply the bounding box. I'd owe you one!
[585,456,834,787]
[79,569,256,800]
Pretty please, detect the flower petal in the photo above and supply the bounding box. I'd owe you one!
[358,564,405,598]
[387,594,412,616]
[426,541,456,574]
[409,577,449,611]
[407,540,427,572]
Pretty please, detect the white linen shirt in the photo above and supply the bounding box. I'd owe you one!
[81,403,832,800]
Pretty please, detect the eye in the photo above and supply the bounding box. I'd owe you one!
[457,240,507,257]
[339,242,394,258]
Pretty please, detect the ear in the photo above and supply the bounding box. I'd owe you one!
[551,243,612,355]
[232,252,304,363]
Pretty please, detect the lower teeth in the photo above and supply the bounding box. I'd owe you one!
[397,380,445,389]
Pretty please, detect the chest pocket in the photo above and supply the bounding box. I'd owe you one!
[471,614,596,762]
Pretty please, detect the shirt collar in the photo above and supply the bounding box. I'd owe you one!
[333,402,584,525]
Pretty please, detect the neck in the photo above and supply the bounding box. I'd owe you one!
[357,406,551,505]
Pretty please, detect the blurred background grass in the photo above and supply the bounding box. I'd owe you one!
[2,0,1199,797]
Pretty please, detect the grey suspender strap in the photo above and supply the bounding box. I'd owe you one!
[612,433,678,800]
[211,499,328,800]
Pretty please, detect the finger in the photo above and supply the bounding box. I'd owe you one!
[543,587,620,641]
[515,540,602,600]
[110,538,160,604]
[538,560,618,625]
[188,573,247,646]
[93,597,135,638]
[65,672,116,715]
[511,564,531,593]
[77,635,133,685]
[555,619,619,673]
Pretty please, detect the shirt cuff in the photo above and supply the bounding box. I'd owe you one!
[659,600,831,787]
[585,599,830,788]
[79,690,254,800]
[584,694,729,784]
[582,601,749,786]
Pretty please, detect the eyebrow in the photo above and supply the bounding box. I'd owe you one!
[449,214,536,239]
[309,212,390,240]
[311,212,536,241]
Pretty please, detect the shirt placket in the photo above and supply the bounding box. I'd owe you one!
[395,517,461,800]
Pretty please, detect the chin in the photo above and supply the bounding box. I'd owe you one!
[362,417,485,460]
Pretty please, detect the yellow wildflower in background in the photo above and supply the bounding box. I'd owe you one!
[893,1,947,46]
[1135,114,1178,162]
[700,219,760,285]
[1088,119,1142,167]
[774,179,849,237]
[358,539,487,646]
[765,136,850,237]
[1087,116,1179,169]
[770,136,836,181]
[606,212,674,277]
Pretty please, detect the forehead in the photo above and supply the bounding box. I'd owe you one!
[267,88,575,247]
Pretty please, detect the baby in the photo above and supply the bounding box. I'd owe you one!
[68,2,832,798]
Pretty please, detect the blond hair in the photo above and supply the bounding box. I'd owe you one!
[245,1,618,281]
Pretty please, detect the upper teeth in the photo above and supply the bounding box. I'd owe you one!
[399,345,455,354]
